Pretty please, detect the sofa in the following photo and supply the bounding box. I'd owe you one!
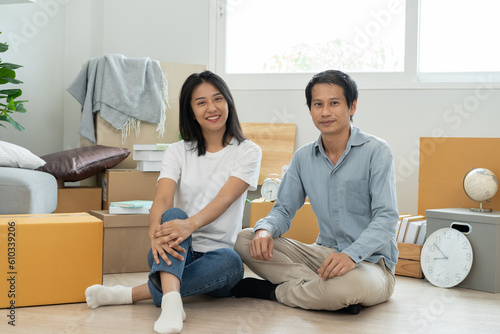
[0,167,58,214]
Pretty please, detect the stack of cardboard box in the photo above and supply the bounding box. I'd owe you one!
[91,169,159,274]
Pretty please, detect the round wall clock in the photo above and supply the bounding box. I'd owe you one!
[420,227,473,288]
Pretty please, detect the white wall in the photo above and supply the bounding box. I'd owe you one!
[0,1,66,154]
[1,0,499,215]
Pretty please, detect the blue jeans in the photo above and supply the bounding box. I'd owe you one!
[147,208,244,307]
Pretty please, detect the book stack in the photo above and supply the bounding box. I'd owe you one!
[396,214,427,245]
[395,213,427,279]
[133,144,170,172]
[109,200,153,215]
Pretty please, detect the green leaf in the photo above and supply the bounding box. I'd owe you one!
[0,113,24,131]
[14,102,26,113]
[6,97,15,110]
[0,67,15,78]
[0,77,23,85]
[0,89,22,98]
[0,43,8,53]
[0,63,22,70]
[0,67,21,84]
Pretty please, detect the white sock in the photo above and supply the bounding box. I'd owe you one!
[85,285,133,309]
[154,291,186,334]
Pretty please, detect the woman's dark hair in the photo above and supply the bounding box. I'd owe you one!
[179,71,246,156]
[305,70,358,121]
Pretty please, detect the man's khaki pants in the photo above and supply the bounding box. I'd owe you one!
[235,228,395,311]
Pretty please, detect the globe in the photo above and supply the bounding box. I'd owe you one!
[463,168,498,212]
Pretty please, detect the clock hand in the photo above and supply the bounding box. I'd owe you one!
[433,243,449,259]
[433,257,448,260]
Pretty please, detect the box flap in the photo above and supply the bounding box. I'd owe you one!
[89,210,150,228]
[0,213,102,225]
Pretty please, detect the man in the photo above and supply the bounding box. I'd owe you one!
[232,70,399,314]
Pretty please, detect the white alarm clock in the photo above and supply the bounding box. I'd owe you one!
[420,227,473,288]
[261,174,281,201]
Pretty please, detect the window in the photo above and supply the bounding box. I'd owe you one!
[419,0,500,82]
[225,0,405,74]
[211,0,500,89]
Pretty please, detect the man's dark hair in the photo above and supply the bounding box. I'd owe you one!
[179,71,245,156]
[305,70,358,119]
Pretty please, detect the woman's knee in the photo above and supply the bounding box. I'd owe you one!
[161,207,188,223]
[213,248,244,271]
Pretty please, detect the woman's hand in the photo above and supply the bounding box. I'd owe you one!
[153,218,196,249]
[150,235,186,266]
[149,218,194,265]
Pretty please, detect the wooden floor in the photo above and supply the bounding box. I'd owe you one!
[2,267,500,334]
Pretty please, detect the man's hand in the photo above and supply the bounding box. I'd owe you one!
[317,252,356,281]
[249,229,274,261]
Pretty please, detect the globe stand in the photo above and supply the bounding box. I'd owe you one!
[470,201,492,213]
[463,168,498,214]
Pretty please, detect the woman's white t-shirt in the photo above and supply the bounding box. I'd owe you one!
[158,138,262,253]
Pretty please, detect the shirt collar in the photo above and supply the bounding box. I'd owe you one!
[314,125,370,157]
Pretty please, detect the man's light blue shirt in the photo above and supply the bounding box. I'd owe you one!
[254,125,399,273]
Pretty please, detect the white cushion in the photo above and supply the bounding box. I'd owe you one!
[0,141,46,169]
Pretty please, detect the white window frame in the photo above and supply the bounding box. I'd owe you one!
[209,0,500,90]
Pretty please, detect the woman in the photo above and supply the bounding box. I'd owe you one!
[85,71,262,334]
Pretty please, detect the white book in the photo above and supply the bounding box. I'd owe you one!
[109,206,150,214]
[133,143,170,151]
[137,160,162,172]
[415,222,427,245]
[396,214,412,240]
[403,219,426,244]
[109,200,153,214]
[133,150,165,161]
[110,200,153,208]
[397,215,425,243]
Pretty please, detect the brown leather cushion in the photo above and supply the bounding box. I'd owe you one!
[37,145,130,181]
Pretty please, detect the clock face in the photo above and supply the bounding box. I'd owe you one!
[421,227,473,288]
[261,180,279,201]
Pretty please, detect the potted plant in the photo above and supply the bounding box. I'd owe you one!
[0,31,28,131]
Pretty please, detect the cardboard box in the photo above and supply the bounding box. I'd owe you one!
[418,137,500,215]
[89,210,151,274]
[426,208,500,293]
[0,213,103,308]
[54,187,102,213]
[249,198,319,244]
[101,169,159,210]
[81,62,207,169]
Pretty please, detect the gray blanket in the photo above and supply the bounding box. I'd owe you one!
[67,53,167,143]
